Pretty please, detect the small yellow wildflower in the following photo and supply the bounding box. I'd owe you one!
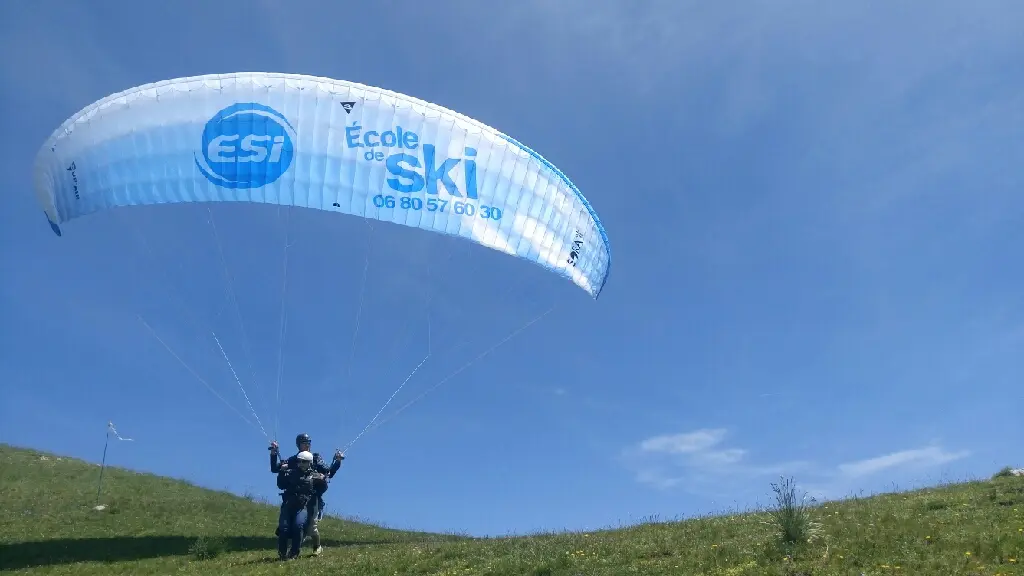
[965,551,972,557]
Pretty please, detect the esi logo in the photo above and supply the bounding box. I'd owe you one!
[194,102,296,189]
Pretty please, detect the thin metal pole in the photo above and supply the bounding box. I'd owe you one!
[96,424,110,506]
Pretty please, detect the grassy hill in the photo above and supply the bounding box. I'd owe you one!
[0,443,1021,575]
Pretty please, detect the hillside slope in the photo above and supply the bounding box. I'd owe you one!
[0,443,1021,575]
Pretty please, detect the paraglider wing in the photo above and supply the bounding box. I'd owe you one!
[32,72,611,297]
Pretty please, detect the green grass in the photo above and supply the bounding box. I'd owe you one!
[1,443,1022,575]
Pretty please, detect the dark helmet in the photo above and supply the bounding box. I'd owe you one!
[295,433,311,448]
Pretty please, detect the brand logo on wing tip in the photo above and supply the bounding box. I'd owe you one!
[195,102,296,189]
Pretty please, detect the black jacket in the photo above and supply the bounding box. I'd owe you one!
[277,467,328,512]
[270,450,341,478]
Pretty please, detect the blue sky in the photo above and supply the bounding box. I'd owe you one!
[1,1,1022,537]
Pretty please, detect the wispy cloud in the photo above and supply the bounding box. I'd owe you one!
[514,1,1023,102]
[801,445,972,501]
[836,446,970,479]
[624,427,970,501]
[640,428,729,455]
[623,428,808,492]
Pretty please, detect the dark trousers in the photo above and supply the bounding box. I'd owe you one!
[276,502,309,559]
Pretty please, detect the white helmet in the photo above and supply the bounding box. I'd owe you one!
[296,451,313,467]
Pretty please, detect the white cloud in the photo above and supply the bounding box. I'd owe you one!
[624,428,809,492]
[624,427,971,501]
[474,0,977,135]
[634,469,684,490]
[639,428,727,455]
[694,448,747,467]
[798,445,972,501]
[836,446,970,479]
